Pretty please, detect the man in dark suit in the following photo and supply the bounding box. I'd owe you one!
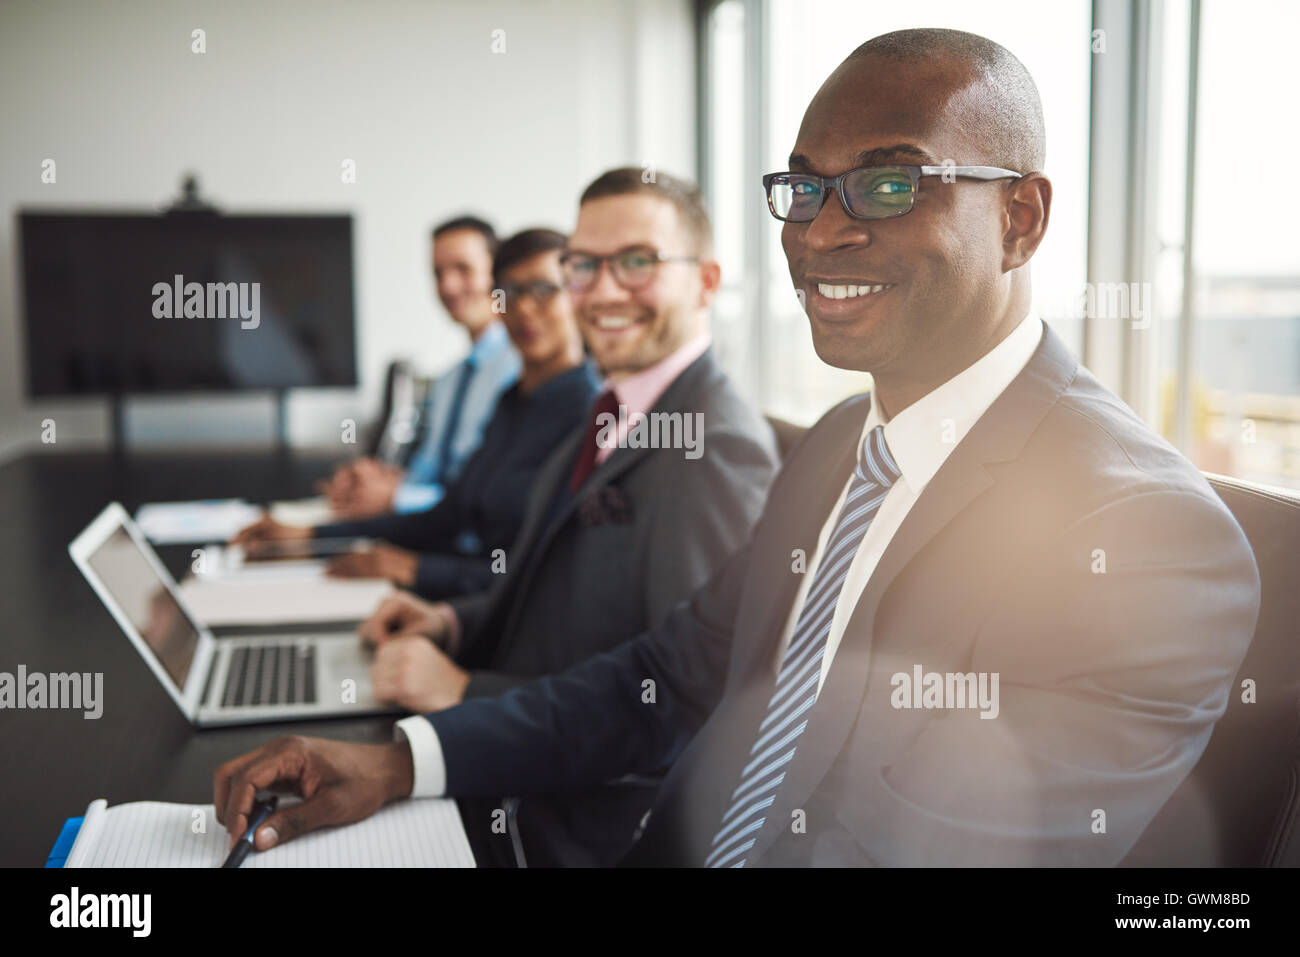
[214,29,1260,867]
[215,168,779,867]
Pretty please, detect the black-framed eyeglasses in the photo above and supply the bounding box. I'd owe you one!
[559,245,699,292]
[762,165,1022,222]
[500,279,563,304]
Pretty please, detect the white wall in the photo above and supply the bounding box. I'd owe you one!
[0,0,696,459]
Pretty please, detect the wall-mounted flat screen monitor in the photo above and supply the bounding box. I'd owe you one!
[19,212,357,396]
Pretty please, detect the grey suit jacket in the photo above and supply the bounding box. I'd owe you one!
[446,348,779,865]
[426,325,1262,866]
[449,348,778,691]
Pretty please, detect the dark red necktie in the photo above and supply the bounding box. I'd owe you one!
[568,390,620,493]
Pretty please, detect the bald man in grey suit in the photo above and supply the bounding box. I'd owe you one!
[216,29,1259,867]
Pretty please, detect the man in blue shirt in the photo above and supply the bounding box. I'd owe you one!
[320,216,521,519]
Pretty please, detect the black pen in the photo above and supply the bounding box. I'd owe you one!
[221,795,278,868]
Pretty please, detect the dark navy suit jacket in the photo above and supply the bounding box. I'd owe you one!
[320,362,600,599]
[444,349,779,866]
[421,326,1260,866]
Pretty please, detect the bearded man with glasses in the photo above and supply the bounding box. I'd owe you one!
[220,167,779,867]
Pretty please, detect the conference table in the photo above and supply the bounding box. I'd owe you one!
[0,449,403,867]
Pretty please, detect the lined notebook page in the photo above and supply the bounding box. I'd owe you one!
[65,799,475,867]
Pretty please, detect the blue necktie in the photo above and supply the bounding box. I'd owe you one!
[431,354,478,484]
[705,424,901,868]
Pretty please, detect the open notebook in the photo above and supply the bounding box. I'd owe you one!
[64,798,475,867]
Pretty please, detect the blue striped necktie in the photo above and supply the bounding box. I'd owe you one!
[705,424,901,868]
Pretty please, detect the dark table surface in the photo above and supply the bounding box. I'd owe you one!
[0,449,399,867]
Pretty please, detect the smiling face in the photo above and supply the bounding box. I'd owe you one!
[433,228,496,335]
[498,250,580,369]
[566,194,714,381]
[782,55,1025,387]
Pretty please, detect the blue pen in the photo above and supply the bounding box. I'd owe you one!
[221,795,278,868]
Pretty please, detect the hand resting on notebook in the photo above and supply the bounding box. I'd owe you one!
[213,736,413,851]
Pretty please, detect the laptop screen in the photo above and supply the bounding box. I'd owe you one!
[85,525,201,689]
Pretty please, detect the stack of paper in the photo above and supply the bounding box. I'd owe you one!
[178,575,394,626]
[135,500,264,544]
[193,544,328,582]
[269,496,336,527]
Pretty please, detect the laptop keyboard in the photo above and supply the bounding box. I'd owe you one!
[220,643,317,708]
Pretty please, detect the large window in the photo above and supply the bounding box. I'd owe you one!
[702,0,1300,492]
[1154,0,1300,489]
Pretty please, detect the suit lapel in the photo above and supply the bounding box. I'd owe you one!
[575,432,657,498]
[631,400,868,865]
[517,428,582,551]
[745,452,997,861]
[497,350,720,630]
[744,324,1079,863]
[727,425,859,687]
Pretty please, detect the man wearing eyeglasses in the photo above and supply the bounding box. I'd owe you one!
[215,29,1259,868]
[218,168,778,866]
[233,229,601,600]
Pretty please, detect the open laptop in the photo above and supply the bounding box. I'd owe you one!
[69,502,397,726]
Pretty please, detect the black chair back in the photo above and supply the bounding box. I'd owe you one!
[1122,475,1300,866]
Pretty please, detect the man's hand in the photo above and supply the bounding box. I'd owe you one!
[358,592,455,649]
[372,635,470,713]
[326,458,403,519]
[212,735,414,851]
[328,545,419,586]
[316,462,357,510]
[229,516,312,556]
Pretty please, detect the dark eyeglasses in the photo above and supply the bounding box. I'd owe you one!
[559,245,699,292]
[762,165,1022,222]
[500,279,563,304]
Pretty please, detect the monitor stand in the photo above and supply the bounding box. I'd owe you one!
[272,388,290,454]
[109,393,127,457]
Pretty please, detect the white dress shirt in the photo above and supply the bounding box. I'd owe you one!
[398,311,1045,797]
[773,312,1043,692]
